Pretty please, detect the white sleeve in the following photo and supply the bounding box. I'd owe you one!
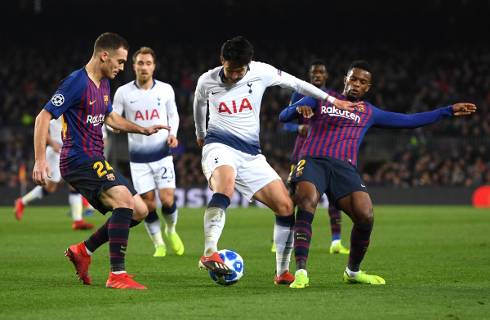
[260,62,328,101]
[166,86,180,137]
[112,87,125,116]
[193,75,208,139]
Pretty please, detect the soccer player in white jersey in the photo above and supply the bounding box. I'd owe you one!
[113,47,184,257]
[193,36,356,284]
[14,117,94,230]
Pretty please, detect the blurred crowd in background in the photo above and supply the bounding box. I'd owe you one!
[1,39,489,190]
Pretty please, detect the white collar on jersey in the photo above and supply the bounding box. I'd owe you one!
[133,79,156,89]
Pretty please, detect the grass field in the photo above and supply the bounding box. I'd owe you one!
[1,205,489,320]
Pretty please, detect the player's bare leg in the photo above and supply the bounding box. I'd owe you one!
[254,179,295,285]
[337,191,385,285]
[199,165,235,275]
[289,180,321,288]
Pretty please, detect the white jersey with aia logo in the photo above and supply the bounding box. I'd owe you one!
[193,61,329,199]
[113,80,179,163]
[194,61,329,155]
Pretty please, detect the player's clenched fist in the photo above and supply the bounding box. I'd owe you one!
[296,105,314,118]
[142,124,170,135]
[167,135,179,148]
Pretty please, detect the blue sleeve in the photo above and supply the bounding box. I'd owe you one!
[106,98,113,114]
[372,105,454,128]
[44,72,86,119]
[290,91,304,104]
[279,96,318,122]
[282,122,299,132]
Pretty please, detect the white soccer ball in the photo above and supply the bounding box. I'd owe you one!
[209,249,244,286]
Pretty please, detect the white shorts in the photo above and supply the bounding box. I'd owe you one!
[46,146,62,183]
[129,156,176,194]
[202,143,280,201]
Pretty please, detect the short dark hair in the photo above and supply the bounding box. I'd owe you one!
[220,36,254,66]
[132,46,156,64]
[93,32,129,53]
[348,60,372,74]
[310,59,326,68]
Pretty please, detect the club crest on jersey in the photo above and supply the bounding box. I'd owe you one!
[218,98,253,114]
[104,95,109,106]
[135,109,160,121]
[86,114,105,126]
[321,105,361,123]
[356,104,366,113]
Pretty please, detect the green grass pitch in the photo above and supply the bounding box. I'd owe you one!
[0,206,489,319]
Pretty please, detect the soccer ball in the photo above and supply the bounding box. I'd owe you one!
[208,249,244,286]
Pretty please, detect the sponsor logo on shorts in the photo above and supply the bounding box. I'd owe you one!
[106,173,115,181]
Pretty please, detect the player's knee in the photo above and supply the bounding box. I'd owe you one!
[160,193,174,208]
[355,206,374,224]
[217,186,235,199]
[116,193,135,210]
[275,198,294,216]
[295,194,318,213]
[144,199,156,212]
[133,204,148,221]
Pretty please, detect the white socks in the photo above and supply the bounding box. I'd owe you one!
[274,222,294,276]
[345,266,360,277]
[163,208,178,234]
[22,186,45,205]
[144,217,165,247]
[203,207,226,256]
[68,193,83,222]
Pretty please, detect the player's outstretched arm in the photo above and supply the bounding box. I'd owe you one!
[260,62,356,112]
[279,96,317,122]
[33,109,53,185]
[105,111,170,135]
[372,102,477,129]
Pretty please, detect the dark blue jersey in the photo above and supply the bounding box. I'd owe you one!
[44,68,112,175]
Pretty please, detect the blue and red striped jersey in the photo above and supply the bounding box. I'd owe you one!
[285,88,338,163]
[44,68,112,175]
[279,94,453,166]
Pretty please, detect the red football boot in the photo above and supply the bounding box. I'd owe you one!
[14,198,24,221]
[106,273,147,290]
[72,220,94,230]
[199,252,233,275]
[65,242,92,285]
[274,271,295,285]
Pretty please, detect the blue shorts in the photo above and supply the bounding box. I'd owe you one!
[62,158,137,214]
[289,156,367,206]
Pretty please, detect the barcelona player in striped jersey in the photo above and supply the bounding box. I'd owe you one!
[32,33,168,290]
[279,60,477,288]
[282,60,349,255]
